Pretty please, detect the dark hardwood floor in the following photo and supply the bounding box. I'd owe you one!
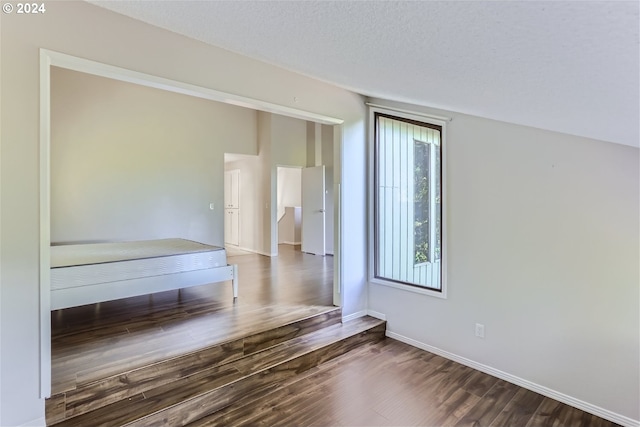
[50,244,334,395]
[50,245,619,426]
[193,339,621,427]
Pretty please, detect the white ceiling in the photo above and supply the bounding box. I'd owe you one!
[90,1,639,147]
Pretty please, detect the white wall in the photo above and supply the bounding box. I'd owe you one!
[367,98,640,424]
[277,167,302,221]
[278,207,301,245]
[341,121,368,316]
[272,114,306,234]
[304,122,336,255]
[322,124,335,254]
[225,156,267,254]
[51,67,257,246]
[269,114,307,255]
[226,114,308,255]
[0,3,366,425]
[271,115,308,167]
[257,111,274,256]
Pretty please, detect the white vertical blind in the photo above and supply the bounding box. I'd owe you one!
[376,114,441,290]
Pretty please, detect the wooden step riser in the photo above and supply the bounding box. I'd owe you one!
[49,318,385,427]
[192,331,389,427]
[47,308,341,425]
[127,322,385,427]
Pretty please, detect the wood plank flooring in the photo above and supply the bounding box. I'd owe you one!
[51,317,385,427]
[50,244,334,396]
[191,338,622,427]
[50,245,620,426]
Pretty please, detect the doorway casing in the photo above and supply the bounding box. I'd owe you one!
[39,49,344,398]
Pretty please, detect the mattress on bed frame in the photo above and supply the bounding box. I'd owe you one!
[51,238,228,290]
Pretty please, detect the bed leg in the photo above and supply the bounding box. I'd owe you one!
[232,264,239,299]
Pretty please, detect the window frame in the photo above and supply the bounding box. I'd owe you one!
[368,106,448,299]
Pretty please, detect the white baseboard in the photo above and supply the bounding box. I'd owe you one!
[386,331,639,427]
[229,245,256,254]
[366,310,387,321]
[234,246,275,257]
[19,416,46,427]
[342,310,367,322]
[343,310,387,322]
[279,241,301,245]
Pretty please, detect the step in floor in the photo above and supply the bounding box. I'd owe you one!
[46,304,341,425]
[50,316,386,427]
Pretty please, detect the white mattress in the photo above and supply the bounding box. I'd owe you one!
[51,239,228,290]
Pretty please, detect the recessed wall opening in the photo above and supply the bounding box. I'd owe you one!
[40,50,344,401]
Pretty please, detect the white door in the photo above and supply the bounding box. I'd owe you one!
[225,209,239,246]
[225,170,240,208]
[224,170,240,246]
[302,166,325,255]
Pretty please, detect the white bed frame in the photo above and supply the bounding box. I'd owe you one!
[50,240,238,310]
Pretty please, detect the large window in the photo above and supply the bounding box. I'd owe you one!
[373,111,444,292]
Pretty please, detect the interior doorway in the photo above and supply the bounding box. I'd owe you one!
[301,165,326,256]
[224,169,240,247]
[41,51,344,399]
[276,166,302,249]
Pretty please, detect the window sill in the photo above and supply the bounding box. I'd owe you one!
[370,277,447,299]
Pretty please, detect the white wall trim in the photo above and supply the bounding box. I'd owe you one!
[280,241,302,245]
[386,331,640,427]
[235,245,259,255]
[343,309,387,322]
[235,246,275,257]
[334,180,342,305]
[370,279,447,299]
[365,102,452,122]
[342,310,367,322]
[39,48,345,402]
[38,50,52,399]
[366,310,387,321]
[42,50,343,126]
[367,104,448,300]
[19,416,46,427]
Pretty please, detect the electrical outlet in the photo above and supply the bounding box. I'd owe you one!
[475,323,485,339]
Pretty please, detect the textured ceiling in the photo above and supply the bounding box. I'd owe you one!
[90,1,639,147]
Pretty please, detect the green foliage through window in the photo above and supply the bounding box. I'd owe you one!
[414,140,430,264]
[373,111,443,291]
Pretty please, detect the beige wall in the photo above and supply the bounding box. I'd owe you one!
[225,113,308,255]
[268,114,308,255]
[225,155,268,254]
[304,121,335,254]
[278,207,301,245]
[6,1,632,425]
[0,3,366,425]
[227,118,337,256]
[367,98,640,423]
[277,167,302,218]
[271,114,307,168]
[322,124,335,254]
[51,67,257,246]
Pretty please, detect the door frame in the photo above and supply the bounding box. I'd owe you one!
[301,165,326,256]
[224,169,241,246]
[274,165,303,254]
[39,49,344,398]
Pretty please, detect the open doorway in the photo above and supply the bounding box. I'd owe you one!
[276,166,302,248]
[223,118,336,258]
[40,51,344,401]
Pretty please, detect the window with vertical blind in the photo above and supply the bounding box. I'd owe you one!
[372,111,444,292]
